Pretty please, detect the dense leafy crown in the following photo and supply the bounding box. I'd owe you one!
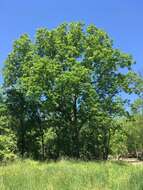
[2,23,138,160]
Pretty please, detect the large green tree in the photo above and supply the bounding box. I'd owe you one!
[3,23,135,160]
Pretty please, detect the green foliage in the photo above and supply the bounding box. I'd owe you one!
[0,134,16,161]
[44,128,58,159]
[110,126,128,158]
[125,115,143,156]
[0,88,17,161]
[2,22,137,160]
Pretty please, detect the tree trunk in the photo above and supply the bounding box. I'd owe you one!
[38,119,45,160]
[20,118,25,158]
[73,95,80,158]
[103,129,110,160]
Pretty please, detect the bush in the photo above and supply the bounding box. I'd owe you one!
[0,134,17,162]
[110,129,128,159]
[44,128,58,159]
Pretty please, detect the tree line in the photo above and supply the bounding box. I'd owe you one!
[0,23,143,161]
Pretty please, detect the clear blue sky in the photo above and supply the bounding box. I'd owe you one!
[0,0,143,86]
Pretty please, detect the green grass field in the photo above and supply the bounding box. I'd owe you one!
[0,159,143,190]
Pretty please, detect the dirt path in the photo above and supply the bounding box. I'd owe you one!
[121,158,143,165]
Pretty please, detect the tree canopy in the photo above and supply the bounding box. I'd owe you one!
[0,22,141,161]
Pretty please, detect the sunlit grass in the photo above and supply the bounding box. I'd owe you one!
[0,159,143,190]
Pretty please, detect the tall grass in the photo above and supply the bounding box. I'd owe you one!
[0,159,143,190]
